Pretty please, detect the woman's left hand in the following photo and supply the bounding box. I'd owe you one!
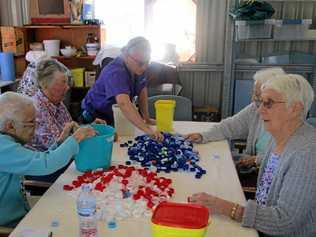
[94,118,107,124]
[58,121,80,143]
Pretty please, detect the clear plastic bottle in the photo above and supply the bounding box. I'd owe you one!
[77,184,98,237]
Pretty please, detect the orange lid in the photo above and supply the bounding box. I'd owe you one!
[152,201,209,229]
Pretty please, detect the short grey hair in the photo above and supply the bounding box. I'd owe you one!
[0,92,34,131]
[121,36,151,60]
[36,59,70,89]
[253,67,286,84]
[262,74,315,119]
[288,74,315,118]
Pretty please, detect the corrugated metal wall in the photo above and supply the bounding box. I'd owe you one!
[183,0,316,114]
[178,64,223,108]
[196,0,228,64]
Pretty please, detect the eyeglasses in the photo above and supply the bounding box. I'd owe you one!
[256,98,286,109]
[15,120,36,128]
[128,54,149,68]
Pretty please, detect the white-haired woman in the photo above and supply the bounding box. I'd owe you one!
[0,92,95,227]
[28,59,74,151]
[29,59,104,152]
[189,74,316,236]
[186,67,285,165]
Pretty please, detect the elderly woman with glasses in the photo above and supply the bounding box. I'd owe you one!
[28,59,74,151]
[0,92,95,227]
[189,74,316,237]
[29,59,105,152]
[81,36,163,141]
[186,67,285,166]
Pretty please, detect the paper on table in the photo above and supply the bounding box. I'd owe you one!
[20,228,52,237]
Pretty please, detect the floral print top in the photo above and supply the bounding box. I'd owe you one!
[28,89,72,151]
[256,153,280,206]
[17,63,38,97]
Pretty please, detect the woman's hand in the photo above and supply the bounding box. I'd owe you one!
[58,121,80,143]
[185,133,203,143]
[94,118,107,124]
[147,129,164,142]
[72,127,96,143]
[235,155,257,169]
[189,192,232,216]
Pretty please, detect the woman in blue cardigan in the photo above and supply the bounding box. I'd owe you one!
[0,92,96,227]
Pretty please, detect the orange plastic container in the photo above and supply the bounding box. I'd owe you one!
[151,201,210,237]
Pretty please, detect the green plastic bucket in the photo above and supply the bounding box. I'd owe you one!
[74,124,115,172]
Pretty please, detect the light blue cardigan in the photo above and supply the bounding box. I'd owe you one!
[243,123,316,237]
[0,133,79,227]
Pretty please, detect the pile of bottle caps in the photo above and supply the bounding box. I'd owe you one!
[125,133,206,179]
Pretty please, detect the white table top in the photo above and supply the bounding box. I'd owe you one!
[9,121,258,237]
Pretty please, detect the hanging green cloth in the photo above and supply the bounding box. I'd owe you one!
[230,0,275,20]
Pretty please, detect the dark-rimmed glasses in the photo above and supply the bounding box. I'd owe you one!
[255,98,286,109]
[15,120,36,128]
[128,54,149,68]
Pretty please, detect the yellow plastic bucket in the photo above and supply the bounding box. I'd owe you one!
[152,223,208,237]
[154,100,176,132]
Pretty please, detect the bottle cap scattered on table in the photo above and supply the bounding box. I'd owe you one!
[124,133,206,178]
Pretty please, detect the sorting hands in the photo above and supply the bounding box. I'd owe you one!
[148,129,164,142]
[94,118,107,124]
[185,133,203,143]
[235,155,257,169]
[72,126,97,143]
[189,192,228,216]
[58,121,80,144]
[189,192,221,214]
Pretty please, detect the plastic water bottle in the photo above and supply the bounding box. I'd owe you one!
[77,184,98,237]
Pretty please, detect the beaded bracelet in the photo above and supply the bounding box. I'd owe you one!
[230,203,239,220]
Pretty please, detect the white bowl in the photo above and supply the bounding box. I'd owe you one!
[87,50,98,56]
[60,47,77,57]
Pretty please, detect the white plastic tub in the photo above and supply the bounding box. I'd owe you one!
[43,40,60,57]
[235,19,274,40]
[112,104,135,136]
[273,19,312,40]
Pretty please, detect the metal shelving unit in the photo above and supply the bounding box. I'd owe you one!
[222,0,316,117]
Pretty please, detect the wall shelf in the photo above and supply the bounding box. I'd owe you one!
[24,24,102,29]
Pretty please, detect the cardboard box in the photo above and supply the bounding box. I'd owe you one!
[14,57,27,78]
[85,71,96,87]
[0,27,25,56]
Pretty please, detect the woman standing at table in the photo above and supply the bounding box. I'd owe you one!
[189,74,316,236]
[80,36,163,141]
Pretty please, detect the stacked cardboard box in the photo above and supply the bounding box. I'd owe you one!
[0,26,25,56]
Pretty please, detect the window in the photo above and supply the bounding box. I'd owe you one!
[95,0,196,63]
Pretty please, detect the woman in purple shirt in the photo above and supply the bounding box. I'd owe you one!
[81,37,163,141]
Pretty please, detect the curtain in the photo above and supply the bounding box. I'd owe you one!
[0,0,30,26]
